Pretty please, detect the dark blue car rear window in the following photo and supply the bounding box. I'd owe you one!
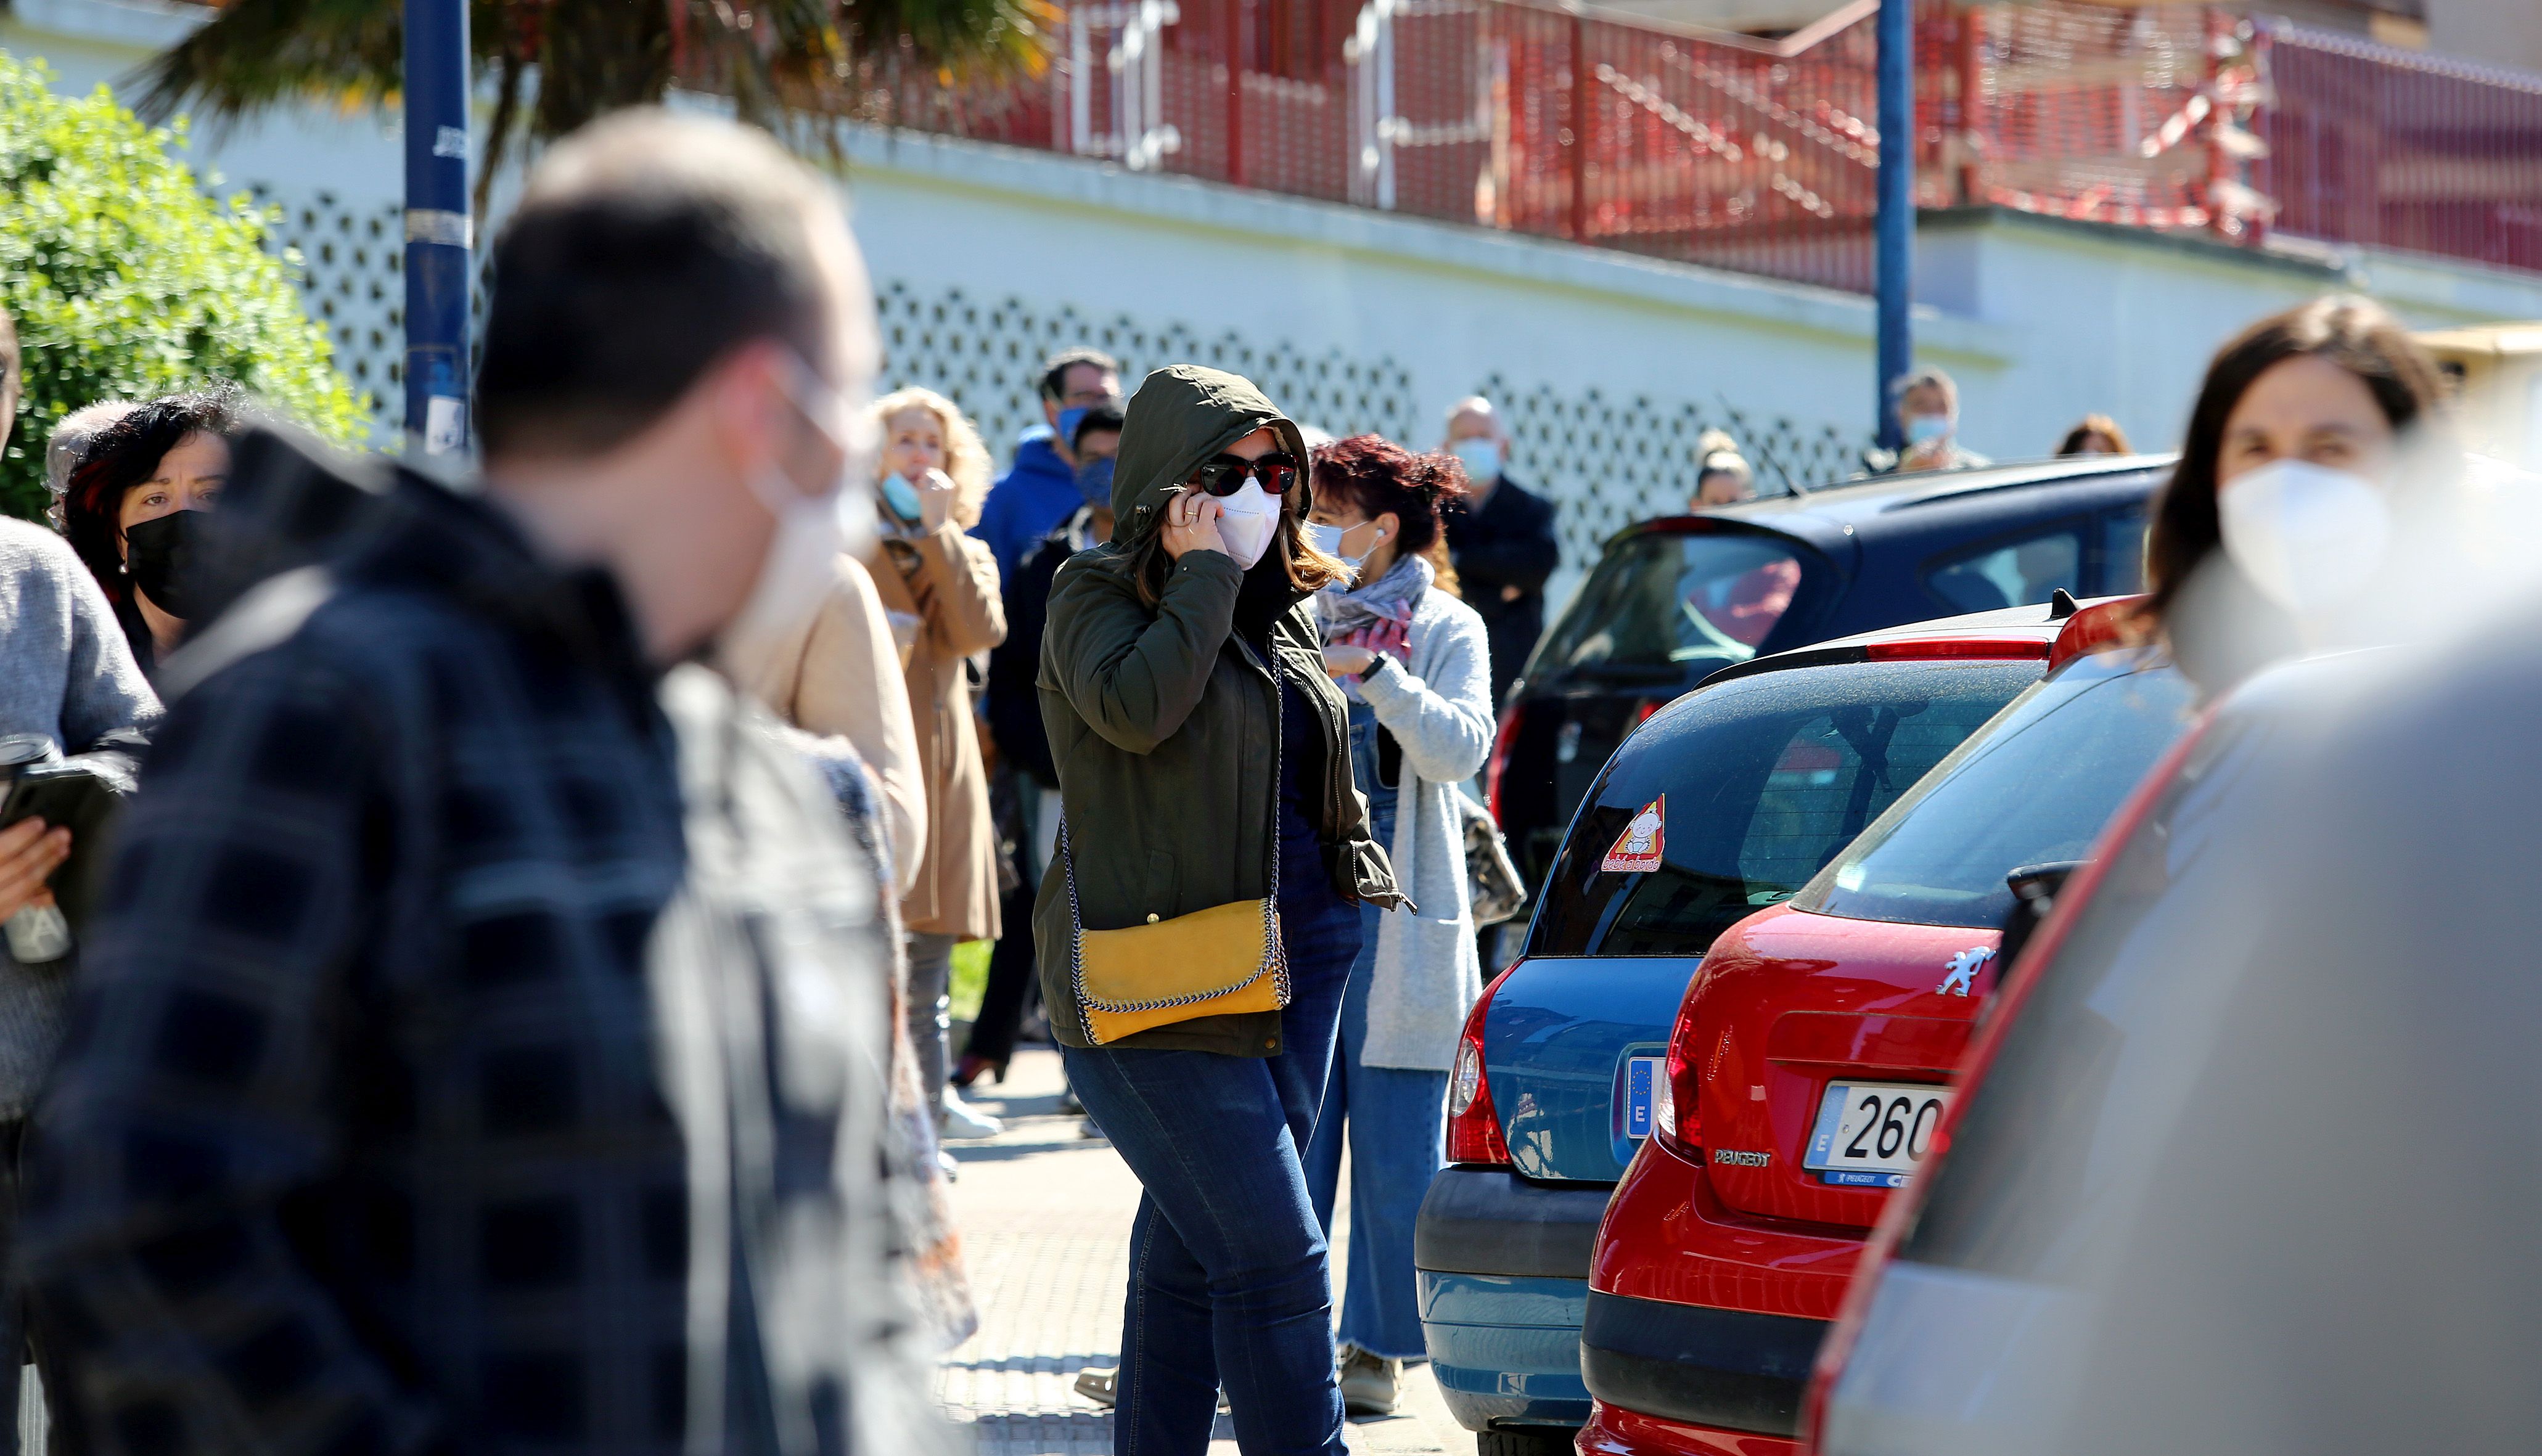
[1523,658,2041,959]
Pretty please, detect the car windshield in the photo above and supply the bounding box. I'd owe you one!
[1524,658,2042,957]
[1790,651,2197,931]
[1528,530,1821,677]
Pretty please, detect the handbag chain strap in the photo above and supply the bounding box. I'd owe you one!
[1060,643,1296,1041]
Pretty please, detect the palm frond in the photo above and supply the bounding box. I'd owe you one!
[126,0,1052,155]
[129,0,402,131]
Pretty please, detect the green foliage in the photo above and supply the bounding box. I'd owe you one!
[0,51,367,523]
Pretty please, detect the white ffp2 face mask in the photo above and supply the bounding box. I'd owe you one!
[2216,457,2390,615]
[1213,481,1282,570]
[1303,519,1385,584]
[718,472,862,691]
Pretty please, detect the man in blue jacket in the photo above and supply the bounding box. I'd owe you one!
[972,346,1120,579]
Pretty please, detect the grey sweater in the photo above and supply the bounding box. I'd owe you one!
[0,517,160,1116]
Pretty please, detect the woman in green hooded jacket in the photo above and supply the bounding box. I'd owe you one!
[1036,365,1401,1452]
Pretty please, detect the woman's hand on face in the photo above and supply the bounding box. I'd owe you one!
[0,818,70,924]
[1322,645,1377,679]
[1161,489,1228,560]
[917,468,959,533]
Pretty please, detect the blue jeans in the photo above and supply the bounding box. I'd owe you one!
[1303,709,1446,1360]
[1065,885,1361,1456]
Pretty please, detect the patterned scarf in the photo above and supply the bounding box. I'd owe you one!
[1316,552,1432,677]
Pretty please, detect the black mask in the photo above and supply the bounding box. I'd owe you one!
[122,510,203,621]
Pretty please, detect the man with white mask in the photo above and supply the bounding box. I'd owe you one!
[20,111,955,1456]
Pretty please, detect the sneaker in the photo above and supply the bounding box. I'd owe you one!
[1074,1368,1118,1407]
[936,1149,961,1182]
[1335,1343,1399,1417]
[940,1088,1003,1140]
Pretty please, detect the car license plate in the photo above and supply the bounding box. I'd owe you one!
[1620,1055,1662,1140]
[1803,1081,1953,1188]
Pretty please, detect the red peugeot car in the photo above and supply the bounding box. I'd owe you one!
[1576,602,2194,1456]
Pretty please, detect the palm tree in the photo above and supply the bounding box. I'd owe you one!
[131,0,1052,207]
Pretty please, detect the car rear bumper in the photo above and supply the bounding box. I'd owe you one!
[1421,1272,1593,1431]
[1416,1168,1617,1431]
[1417,1166,1615,1278]
[1578,1398,1802,1456]
[1579,1290,1827,1438]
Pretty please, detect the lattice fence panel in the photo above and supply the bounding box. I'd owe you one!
[245,208,1870,584]
[874,282,1421,457]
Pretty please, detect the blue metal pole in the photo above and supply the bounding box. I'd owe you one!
[1874,0,1913,453]
[403,0,471,457]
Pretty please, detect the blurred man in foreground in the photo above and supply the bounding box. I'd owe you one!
[19,113,949,1455]
[1440,396,1557,707]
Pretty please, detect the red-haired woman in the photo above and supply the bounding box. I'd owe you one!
[1298,434,1496,1413]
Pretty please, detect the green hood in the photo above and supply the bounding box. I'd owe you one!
[1111,365,1311,542]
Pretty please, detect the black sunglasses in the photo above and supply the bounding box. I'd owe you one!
[1188,452,1301,497]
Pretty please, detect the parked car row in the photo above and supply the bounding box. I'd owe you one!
[1422,460,2200,1456]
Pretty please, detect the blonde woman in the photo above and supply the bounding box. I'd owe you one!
[866,386,1008,1142]
[1691,427,1755,508]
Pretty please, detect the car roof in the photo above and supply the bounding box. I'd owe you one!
[1622,454,2177,557]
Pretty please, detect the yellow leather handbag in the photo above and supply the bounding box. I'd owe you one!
[1060,822,1290,1045]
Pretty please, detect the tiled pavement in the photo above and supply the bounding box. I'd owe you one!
[939,1048,1472,1455]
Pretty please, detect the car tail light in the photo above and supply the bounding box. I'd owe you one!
[1446,964,1519,1167]
[1864,636,2051,661]
[1652,973,1705,1159]
[2048,595,2147,669]
[1483,703,1523,824]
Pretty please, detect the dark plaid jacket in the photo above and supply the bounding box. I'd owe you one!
[17,454,948,1456]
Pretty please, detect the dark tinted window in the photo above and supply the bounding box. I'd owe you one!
[1792,653,2197,930]
[2098,505,2147,594]
[1924,524,2084,614]
[1529,531,1824,679]
[1523,659,2040,958]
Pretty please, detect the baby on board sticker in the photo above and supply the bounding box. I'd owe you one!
[1602,796,1665,873]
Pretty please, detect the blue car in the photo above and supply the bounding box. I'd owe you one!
[1418,603,2096,1452]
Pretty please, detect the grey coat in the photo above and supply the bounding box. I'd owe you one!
[1355,586,1496,1070]
[0,518,159,1119]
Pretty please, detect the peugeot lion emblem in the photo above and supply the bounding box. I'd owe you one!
[1936,946,1994,997]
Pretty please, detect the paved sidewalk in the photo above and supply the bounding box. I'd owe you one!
[938,1048,1473,1455]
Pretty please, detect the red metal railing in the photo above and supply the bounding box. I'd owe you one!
[863,0,2542,290]
[2259,23,2542,275]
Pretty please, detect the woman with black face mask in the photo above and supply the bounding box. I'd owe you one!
[60,389,237,674]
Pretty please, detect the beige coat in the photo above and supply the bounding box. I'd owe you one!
[867,523,1006,940]
[742,554,929,898]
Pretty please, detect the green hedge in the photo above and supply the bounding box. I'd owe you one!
[0,51,366,521]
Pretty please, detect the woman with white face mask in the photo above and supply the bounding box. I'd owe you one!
[2139,295,2450,691]
[1035,366,1404,1453]
[1296,436,1494,1416]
